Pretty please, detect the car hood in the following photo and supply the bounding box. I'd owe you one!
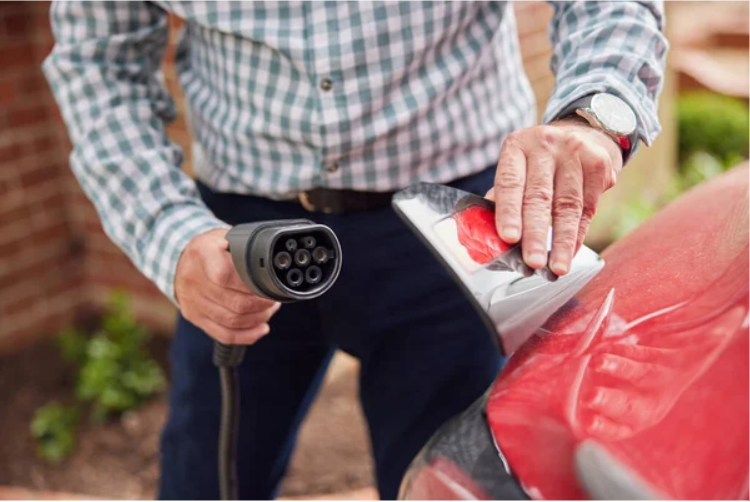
[486,164,749,500]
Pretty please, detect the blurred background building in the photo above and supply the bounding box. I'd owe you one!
[0,2,747,499]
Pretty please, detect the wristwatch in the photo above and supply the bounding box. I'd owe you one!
[554,93,639,164]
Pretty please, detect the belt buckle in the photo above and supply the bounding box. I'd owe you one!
[298,191,316,212]
[299,190,337,213]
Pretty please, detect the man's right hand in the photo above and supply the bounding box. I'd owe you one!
[175,228,281,345]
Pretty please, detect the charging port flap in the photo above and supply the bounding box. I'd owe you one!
[392,183,604,355]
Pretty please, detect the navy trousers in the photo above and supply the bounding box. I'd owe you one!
[159,168,502,500]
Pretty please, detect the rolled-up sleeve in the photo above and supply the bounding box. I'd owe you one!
[43,1,227,303]
[543,1,668,146]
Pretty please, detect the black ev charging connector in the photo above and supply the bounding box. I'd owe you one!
[212,220,342,500]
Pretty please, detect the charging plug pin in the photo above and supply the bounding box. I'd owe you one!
[294,249,311,267]
[305,265,322,284]
[287,268,304,287]
[273,251,292,270]
[301,236,317,249]
[312,246,329,264]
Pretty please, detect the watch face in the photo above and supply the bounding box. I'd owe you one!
[591,93,637,136]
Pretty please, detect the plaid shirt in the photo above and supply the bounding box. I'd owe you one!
[44,1,667,302]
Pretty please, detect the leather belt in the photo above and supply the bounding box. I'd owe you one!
[298,188,395,214]
[294,169,490,214]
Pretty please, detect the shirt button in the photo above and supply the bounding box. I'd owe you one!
[319,77,333,92]
[325,162,339,173]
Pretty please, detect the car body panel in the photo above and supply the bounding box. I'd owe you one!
[486,165,749,499]
[399,396,527,500]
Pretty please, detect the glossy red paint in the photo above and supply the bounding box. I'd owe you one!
[453,205,512,265]
[487,165,750,499]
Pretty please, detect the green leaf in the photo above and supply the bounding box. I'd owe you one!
[57,328,88,364]
[31,403,79,464]
[72,292,165,418]
[51,292,166,422]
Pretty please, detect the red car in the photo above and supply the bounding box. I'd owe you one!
[394,165,749,500]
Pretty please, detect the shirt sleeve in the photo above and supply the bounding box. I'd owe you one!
[43,1,228,303]
[543,1,668,146]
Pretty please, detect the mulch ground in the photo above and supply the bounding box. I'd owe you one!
[0,337,374,499]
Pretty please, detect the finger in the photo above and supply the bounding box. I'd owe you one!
[575,147,611,251]
[201,249,252,293]
[549,158,584,275]
[484,188,495,201]
[521,152,554,269]
[198,295,280,330]
[200,317,271,345]
[576,175,603,252]
[493,140,526,243]
[202,281,278,313]
[575,215,593,253]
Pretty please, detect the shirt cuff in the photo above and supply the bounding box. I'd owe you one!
[143,204,229,305]
[542,71,661,147]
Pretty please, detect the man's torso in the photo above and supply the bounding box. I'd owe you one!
[155,1,536,197]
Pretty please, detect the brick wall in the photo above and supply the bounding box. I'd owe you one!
[0,2,177,352]
[0,2,555,351]
[0,2,81,352]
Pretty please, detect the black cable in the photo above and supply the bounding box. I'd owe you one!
[216,222,341,500]
[218,366,240,500]
[214,342,246,500]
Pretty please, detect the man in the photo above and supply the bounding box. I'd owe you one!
[44,2,667,499]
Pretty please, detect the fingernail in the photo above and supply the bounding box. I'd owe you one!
[261,324,270,335]
[550,260,569,275]
[501,226,520,242]
[525,251,547,269]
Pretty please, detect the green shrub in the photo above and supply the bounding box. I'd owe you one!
[678,150,728,190]
[32,292,166,463]
[613,93,748,241]
[678,92,749,167]
[60,292,166,421]
[58,326,88,365]
[614,197,659,241]
[30,403,79,464]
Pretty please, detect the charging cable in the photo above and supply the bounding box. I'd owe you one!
[213,221,342,499]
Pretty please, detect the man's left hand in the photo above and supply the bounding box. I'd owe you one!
[486,119,623,276]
